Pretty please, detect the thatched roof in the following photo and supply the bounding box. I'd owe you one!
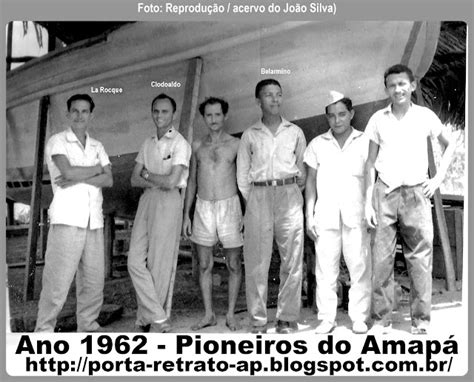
[420,21,466,128]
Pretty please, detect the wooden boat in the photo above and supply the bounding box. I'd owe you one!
[6,21,440,217]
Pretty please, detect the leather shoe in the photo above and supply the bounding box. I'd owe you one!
[315,320,336,334]
[370,323,392,335]
[150,319,172,333]
[411,325,428,335]
[137,324,151,333]
[250,325,267,334]
[276,320,298,334]
[352,321,368,334]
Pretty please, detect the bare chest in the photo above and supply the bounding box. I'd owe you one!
[197,143,236,165]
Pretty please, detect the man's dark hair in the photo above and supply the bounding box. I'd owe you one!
[67,94,95,112]
[384,64,415,87]
[255,78,282,98]
[199,97,229,116]
[325,97,353,114]
[151,93,177,113]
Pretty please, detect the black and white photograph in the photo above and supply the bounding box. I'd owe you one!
[2,1,470,377]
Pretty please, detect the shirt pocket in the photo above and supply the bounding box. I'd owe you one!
[160,151,173,174]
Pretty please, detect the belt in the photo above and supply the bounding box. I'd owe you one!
[253,177,297,187]
[377,178,423,195]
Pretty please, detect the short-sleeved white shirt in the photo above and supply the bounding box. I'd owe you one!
[365,103,443,190]
[135,127,191,188]
[304,128,368,231]
[46,127,111,229]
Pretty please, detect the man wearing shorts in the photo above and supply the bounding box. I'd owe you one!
[183,97,243,331]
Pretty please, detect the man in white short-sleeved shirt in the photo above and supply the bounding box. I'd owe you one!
[365,64,455,335]
[35,94,113,332]
[304,92,371,335]
[128,93,191,333]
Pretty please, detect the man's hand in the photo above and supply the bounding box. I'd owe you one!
[305,216,318,242]
[94,164,104,175]
[140,168,150,180]
[296,176,305,189]
[55,175,78,188]
[365,201,377,228]
[422,176,441,199]
[182,216,192,238]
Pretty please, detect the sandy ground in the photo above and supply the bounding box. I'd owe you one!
[7,232,464,336]
[98,278,464,336]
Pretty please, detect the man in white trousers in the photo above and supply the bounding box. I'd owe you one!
[304,92,371,334]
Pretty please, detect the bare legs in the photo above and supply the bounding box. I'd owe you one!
[192,245,216,330]
[224,247,242,330]
[192,245,242,330]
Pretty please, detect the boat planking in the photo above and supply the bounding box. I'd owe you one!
[6,21,440,217]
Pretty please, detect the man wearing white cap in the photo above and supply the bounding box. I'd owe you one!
[304,91,371,334]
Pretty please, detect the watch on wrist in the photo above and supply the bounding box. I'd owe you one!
[143,171,149,180]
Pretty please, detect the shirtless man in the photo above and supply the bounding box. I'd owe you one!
[183,97,243,331]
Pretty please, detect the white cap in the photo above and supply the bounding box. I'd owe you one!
[326,90,345,107]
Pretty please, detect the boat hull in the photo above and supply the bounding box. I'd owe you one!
[6,21,440,217]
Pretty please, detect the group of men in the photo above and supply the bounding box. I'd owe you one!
[34,63,454,335]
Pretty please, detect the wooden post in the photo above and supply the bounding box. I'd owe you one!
[23,95,49,301]
[427,139,456,291]
[6,199,15,226]
[454,208,463,281]
[415,86,456,291]
[104,212,116,280]
[6,22,13,71]
[178,57,203,142]
[165,57,203,316]
[39,208,48,260]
